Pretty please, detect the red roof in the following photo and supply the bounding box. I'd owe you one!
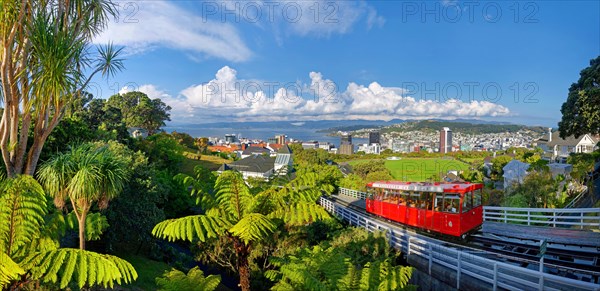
[208,145,238,153]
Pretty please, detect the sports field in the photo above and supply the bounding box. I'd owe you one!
[350,158,470,182]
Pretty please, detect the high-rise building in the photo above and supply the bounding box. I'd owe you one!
[339,133,353,155]
[276,134,286,145]
[439,127,452,154]
[369,131,380,145]
[339,144,353,155]
[341,133,352,145]
[225,134,237,144]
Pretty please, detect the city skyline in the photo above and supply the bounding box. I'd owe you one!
[91,1,599,127]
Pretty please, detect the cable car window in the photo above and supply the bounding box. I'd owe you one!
[390,189,399,204]
[419,192,430,209]
[463,191,473,213]
[399,191,408,206]
[474,189,482,207]
[407,191,420,208]
[443,194,460,213]
[434,194,444,212]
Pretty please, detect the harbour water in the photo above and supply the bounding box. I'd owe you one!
[164,125,369,148]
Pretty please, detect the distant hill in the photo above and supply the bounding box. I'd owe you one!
[382,120,547,135]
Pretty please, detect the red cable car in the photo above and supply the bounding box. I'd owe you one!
[365,181,483,238]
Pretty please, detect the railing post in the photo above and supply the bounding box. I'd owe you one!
[428,244,432,275]
[539,256,544,291]
[493,263,498,291]
[580,212,584,230]
[528,210,531,226]
[407,238,412,256]
[504,210,507,223]
[456,252,461,289]
[553,212,556,228]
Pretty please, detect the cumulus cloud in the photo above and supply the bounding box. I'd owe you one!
[94,1,251,62]
[136,66,511,123]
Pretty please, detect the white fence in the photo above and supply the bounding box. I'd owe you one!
[338,187,368,200]
[483,206,600,229]
[319,197,600,291]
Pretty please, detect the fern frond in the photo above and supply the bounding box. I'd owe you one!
[268,202,330,226]
[229,213,275,245]
[66,211,109,241]
[215,171,253,220]
[152,215,230,243]
[22,248,137,289]
[156,267,221,291]
[0,252,25,289]
[0,176,47,256]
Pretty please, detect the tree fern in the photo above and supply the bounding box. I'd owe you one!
[360,259,414,291]
[214,171,253,220]
[0,176,47,256]
[156,266,221,291]
[229,213,275,245]
[0,252,25,289]
[20,248,137,289]
[268,202,331,226]
[152,215,230,243]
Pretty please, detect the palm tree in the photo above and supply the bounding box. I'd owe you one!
[153,170,332,291]
[0,0,124,177]
[38,143,129,250]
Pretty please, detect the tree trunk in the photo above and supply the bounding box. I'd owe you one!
[234,239,251,291]
[78,210,87,250]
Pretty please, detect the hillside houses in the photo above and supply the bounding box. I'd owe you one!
[536,129,599,162]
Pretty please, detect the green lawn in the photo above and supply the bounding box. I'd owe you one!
[386,158,469,181]
[181,151,231,175]
[349,158,470,181]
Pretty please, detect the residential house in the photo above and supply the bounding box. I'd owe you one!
[502,160,530,189]
[537,129,599,162]
[218,144,293,180]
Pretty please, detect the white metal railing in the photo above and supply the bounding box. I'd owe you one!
[338,187,368,200]
[483,206,600,230]
[338,188,600,230]
[319,197,600,291]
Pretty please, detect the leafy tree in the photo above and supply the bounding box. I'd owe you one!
[490,156,513,180]
[136,133,185,173]
[559,56,600,138]
[195,137,210,155]
[156,267,221,291]
[107,91,171,135]
[352,160,390,179]
[0,0,124,177]
[152,171,332,291]
[171,131,196,148]
[365,170,393,183]
[568,153,596,185]
[38,143,130,250]
[508,170,559,208]
[339,174,366,191]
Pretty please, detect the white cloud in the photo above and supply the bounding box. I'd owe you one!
[142,66,512,123]
[94,1,252,62]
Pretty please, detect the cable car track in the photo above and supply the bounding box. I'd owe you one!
[327,195,600,283]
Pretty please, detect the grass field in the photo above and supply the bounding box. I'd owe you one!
[181,151,231,175]
[350,158,470,181]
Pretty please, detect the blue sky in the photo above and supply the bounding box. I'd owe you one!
[92,0,599,127]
